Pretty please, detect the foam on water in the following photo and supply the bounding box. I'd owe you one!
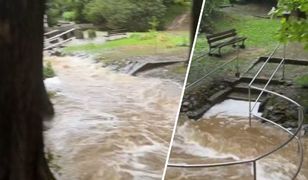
[44,56,182,180]
[44,76,62,92]
[166,99,307,180]
[203,99,262,118]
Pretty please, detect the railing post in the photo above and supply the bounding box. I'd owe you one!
[297,107,303,153]
[282,43,286,80]
[253,161,257,180]
[297,107,302,153]
[297,106,303,132]
[249,87,252,126]
[236,42,240,77]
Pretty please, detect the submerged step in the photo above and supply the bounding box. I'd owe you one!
[208,87,233,103]
[260,56,308,66]
[239,76,284,85]
[227,92,267,102]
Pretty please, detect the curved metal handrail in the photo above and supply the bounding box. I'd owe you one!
[167,44,304,180]
[168,110,304,169]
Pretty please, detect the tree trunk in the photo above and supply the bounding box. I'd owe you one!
[186,0,203,63]
[192,0,203,46]
[0,1,55,179]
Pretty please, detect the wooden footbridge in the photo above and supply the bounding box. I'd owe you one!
[44,28,76,50]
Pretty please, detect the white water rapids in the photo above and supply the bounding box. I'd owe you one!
[43,56,182,180]
[166,100,308,180]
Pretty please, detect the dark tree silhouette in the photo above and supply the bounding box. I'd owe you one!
[192,0,203,45]
[0,0,55,179]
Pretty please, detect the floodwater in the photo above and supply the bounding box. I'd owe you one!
[43,56,182,180]
[166,100,308,180]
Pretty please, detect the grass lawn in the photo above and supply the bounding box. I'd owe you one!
[63,31,189,62]
[187,8,281,83]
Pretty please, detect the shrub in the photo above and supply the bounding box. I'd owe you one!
[74,30,84,39]
[84,0,166,31]
[44,62,56,79]
[295,75,308,88]
[63,11,76,21]
[87,29,97,39]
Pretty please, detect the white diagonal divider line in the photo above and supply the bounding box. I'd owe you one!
[161,0,207,179]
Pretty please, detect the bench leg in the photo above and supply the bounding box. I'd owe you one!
[208,48,213,56]
[216,48,222,57]
[240,40,246,49]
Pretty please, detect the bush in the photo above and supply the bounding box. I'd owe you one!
[46,8,61,26]
[199,0,225,33]
[87,29,97,39]
[74,30,84,39]
[44,62,56,79]
[63,11,76,21]
[295,75,308,88]
[84,0,167,31]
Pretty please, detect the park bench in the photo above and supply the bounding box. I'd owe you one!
[206,29,247,57]
[105,28,127,37]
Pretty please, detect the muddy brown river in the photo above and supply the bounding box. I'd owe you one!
[165,100,308,180]
[43,56,182,180]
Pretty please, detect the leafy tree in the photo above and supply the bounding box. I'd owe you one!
[200,0,224,33]
[46,0,92,25]
[271,0,308,48]
[84,0,166,31]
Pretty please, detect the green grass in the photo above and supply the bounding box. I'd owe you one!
[188,11,281,83]
[43,62,56,79]
[63,31,189,56]
[213,14,280,48]
[171,64,188,74]
[295,74,308,88]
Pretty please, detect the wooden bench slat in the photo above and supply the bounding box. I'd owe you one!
[208,32,237,43]
[205,29,247,57]
[207,29,236,39]
[216,37,246,48]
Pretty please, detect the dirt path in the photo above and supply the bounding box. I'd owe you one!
[167,12,191,31]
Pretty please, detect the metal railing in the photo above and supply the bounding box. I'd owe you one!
[186,56,238,91]
[185,42,241,92]
[168,44,304,180]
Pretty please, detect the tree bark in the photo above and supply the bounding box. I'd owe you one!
[192,0,203,46]
[0,0,55,179]
[186,0,203,63]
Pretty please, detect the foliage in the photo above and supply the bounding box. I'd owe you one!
[44,62,56,79]
[87,29,97,39]
[271,0,308,48]
[295,74,308,88]
[149,17,160,31]
[200,0,225,33]
[62,11,76,21]
[74,30,84,39]
[163,0,191,6]
[46,0,92,25]
[46,0,190,31]
[84,0,166,31]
